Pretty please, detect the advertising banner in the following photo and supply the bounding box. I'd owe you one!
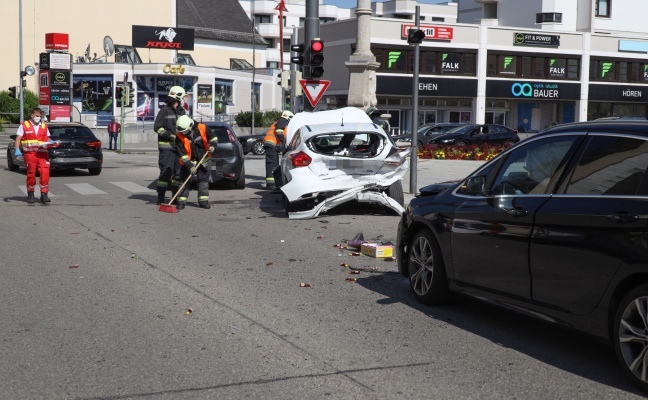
[486,80,580,100]
[401,24,453,40]
[514,32,560,47]
[132,25,195,50]
[589,83,648,102]
[197,84,212,110]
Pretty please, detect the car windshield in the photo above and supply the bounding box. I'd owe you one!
[48,126,95,140]
[445,125,475,135]
[417,126,432,134]
[306,131,385,158]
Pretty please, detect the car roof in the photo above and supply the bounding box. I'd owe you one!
[286,107,373,143]
[203,121,233,128]
[538,121,648,138]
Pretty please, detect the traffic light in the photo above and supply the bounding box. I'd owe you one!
[122,85,129,105]
[407,28,425,45]
[310,38,324,79]
[128,87,135,106]
[290,43,305,67]
[8,86,17,99]
[281,71,290,89]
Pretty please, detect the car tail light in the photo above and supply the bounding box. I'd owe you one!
[87,141,102,147]
[290,151,312,167]
[227,129,236,143]
[383,147,403,166]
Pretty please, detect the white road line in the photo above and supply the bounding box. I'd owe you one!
[111,182,154,193]
[65,183,107,195]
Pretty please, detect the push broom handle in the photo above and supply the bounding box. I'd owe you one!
[166,151,210,206]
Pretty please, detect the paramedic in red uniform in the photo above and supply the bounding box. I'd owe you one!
[14,108,52,204]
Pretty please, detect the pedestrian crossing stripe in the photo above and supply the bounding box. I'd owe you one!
[18,182,154,196]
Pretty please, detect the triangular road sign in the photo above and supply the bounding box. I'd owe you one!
[299,79,331,107]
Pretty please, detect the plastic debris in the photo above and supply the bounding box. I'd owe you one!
[299,283,313,287]
[347,232,365,249]
[333,244,341,248]
[185,308,193,315]
[317,235,325,239]
[349,270,360,275]
[218,213,227,216]
[384,257,397,262]
[69,264,79,269]
[266,262,274,266]
[131,254,139,259]
[350,252,362,256]
[340,263,349,267]
[345,278,357,282]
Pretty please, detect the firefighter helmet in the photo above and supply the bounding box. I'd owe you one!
[168,86,186,102]
[176,115,194,133]
[281,110,294,121]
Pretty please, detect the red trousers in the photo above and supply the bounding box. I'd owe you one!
[23,151,50,193]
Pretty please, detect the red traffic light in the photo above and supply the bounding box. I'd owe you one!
[311,39,324,53]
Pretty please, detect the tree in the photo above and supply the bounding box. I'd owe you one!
[0,89,40,124]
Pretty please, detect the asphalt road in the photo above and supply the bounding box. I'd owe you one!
[0,150,644,399]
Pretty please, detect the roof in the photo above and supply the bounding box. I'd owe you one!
[539,121,648,137]
[177,0,267,45]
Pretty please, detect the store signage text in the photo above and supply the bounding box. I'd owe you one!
[486,80,580,100]
[147,41,183,49]
[401,24,454,40]
[132,25,195,51]
[623,90,642,98]
[511,82,560,98]
[419,83,438,91]
[514,32,560,46]
[163,64,185,75]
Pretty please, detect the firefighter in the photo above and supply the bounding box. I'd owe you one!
[366,106,391,134]
[14,108,52,204]
[153,85,186,205]
[175,115,218,210]
[263,110,293,190]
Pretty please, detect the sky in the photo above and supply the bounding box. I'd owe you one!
[322,0,449,9]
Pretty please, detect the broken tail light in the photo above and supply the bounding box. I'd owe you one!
[383,147,403,166]
[227,129,236,143]
[290,151,312,167]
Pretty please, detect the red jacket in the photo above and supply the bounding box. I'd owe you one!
[108,122,121,134]
[20,121,49,152]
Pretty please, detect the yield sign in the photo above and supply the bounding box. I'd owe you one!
[299,79,331,107]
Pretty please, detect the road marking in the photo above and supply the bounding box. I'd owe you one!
[65,183,107,195]
[111,182,154,193]
[18,187,57,196]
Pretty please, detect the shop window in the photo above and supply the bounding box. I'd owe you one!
[459,99,473,107]
[619,62,628,82]
[629,63,641,82]
[536,13,562,23]
[521,57,532,77]
[498,55,517,76]
[231,59,254,70]
[215,79,234,105]
[534,57,546,77]
[420,51,437,74]
[440,53,462,74]
[486,54,497,76]
[461,54,476,75]
[567,59,579,79]
[254,15,272,24]
[485,112,506,125]
[595,0,611,17]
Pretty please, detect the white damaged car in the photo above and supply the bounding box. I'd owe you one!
[279,107,410,219]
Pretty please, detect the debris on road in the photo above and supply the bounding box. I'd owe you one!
[299,283,313,288]
[69,264,79,269]
[185,308,193,315]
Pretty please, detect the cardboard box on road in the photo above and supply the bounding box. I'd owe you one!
[361,243,394,258]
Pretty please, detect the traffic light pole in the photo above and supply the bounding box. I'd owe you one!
[19,0,25,122]
[303,0,319,112]
[291,25,298,112]
[409,6,421,194]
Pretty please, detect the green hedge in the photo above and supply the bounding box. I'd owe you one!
[0,89,40,125]
[235,110,283,127]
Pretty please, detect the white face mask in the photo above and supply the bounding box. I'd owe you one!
[32,116,41,124]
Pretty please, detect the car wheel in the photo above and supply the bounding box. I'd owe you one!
[407,229,451,305]
[454,141,468,147]
[503,140,516,148]
[614,285,648,392]
[234,165,245,189]
[386,180,404,208]
[88,167,102,176]
[7,149,19,172]
[252,141,265,155]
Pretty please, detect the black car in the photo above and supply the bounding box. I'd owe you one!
[397,121,648,392]
[237,131,266,155]
[393,123,465,147]
[7,122,103,175]
[203,122,245,189]
[428,124,519,147]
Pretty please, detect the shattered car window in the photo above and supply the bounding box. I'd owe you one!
[306,132,385,158]
[289,130,302,150]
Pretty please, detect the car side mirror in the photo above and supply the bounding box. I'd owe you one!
[463,175,487,195]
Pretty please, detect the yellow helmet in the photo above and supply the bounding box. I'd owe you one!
[168,86,186,102]
[176,115,194,133]
[281,110,294,121]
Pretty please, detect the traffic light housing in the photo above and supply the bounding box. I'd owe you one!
[310,38,324,79]
[290,43,305,67]
[407,28,425,45]
[8,86,17,99]
[128,87,135,106]
[277,71,290,89]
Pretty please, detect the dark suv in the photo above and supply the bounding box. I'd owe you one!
[7,122,103,175]
[397,120,648,392]
[203,122,245,189]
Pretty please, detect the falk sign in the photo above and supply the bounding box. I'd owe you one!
[132,25,195,50]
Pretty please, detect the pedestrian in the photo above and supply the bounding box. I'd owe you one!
[107,117,121,150]
[14,107,52,204]
[263,110,293,190]
[174,115,218,210]
[366,106,391,134]
[153,85,186,205]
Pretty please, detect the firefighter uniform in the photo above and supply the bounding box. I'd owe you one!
[16,115,51,204]
[153,86,186,205]
[263,111,292,190]
[176,116,218,210]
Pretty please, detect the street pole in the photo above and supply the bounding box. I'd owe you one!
[251,1,256,133]
[19,0,24,122]
[409,6,421,195]
[290,25,298,112]
[303,0,319,112]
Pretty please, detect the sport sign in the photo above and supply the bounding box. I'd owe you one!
[401,24,453,41]
[299,79,331,107]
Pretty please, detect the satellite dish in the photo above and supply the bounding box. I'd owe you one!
[103,36,115,57]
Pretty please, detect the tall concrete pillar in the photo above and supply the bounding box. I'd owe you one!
[345,0,380,108]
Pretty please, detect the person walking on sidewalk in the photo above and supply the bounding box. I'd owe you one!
[263,110,293,190]
[175,115,218,210]
[107,117,121,150]
[153,86,186,205]
[14,107,52,204]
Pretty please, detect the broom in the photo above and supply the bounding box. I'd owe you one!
[159,151,210,213]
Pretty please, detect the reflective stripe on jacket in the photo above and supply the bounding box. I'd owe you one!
[20,121,49,152]
[177,124,216,165]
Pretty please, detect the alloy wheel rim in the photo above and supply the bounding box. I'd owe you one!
[409,237,434,296]
[619,296,648,383]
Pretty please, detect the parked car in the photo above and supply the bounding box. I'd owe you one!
[392,123,465,146]
[237,132,266,155]
[7,122,103,175]
[202,122,245,189]
[396,120,648,392]
[280,107,410,219]
[428,124,519,147]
